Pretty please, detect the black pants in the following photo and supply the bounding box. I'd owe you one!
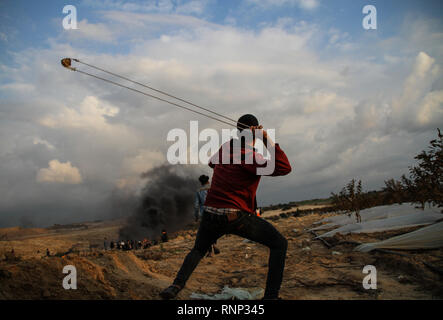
[173,211,288,299]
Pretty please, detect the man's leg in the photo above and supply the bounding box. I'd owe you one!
[230,214,288,299]
[161,212,221,299]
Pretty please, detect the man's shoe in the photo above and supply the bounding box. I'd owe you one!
[160,284,182,300]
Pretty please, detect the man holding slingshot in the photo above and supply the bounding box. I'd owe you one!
[161,114,292,300]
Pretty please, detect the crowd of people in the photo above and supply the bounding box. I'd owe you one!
[104,229,169,251]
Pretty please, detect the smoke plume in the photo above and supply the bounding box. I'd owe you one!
[118,164,201,240]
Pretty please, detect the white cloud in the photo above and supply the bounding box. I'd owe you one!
[175,0,210,15]
[122,149,165,175]
[81,0,210,15]
[280,90,355,137]
[103,10,216,30]
[417,90,443,126]
[390,51,442,130]
[302,91,353,115]
[82,0,171,12]
[36,160,83,184]
[39,96,120,130]
[297,0,319,10]
[64,19,116,43]
[327,28,354,51]
[116,149,165,189]
[33,137,55,150]
[245,0,319,10]
[0,82,35,92]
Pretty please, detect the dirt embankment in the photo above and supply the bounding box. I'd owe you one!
[0,227,50,241]
[0,212,442,300]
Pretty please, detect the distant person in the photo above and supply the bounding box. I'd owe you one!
[161,229,168,243]
[194,174,220,257]
[143,238,152,249]
[161,114,291,300]
[195,175,211,222]
[104,238,108,250]
[46,248,50,257]
[110,241,115,250]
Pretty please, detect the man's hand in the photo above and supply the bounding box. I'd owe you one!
[250,125,275,148]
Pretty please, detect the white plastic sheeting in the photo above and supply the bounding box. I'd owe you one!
[316,211,442,238]
[354,221,443,252]
[311,203,440,231]
[190,286,264,300]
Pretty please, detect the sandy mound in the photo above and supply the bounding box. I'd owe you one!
[0,227,50,241]
[0,212,442,300]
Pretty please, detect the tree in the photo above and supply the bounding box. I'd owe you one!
[331,179,364,222]
[406,128,443,209]
[383,178,406,204]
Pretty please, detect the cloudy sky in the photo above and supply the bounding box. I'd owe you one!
[0,0,442,227]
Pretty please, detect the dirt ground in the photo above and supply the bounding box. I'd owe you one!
[262,204,330,217]
[0,211,442,300]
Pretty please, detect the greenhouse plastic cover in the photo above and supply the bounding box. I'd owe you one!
[316,211,442,238]
[310,203,441,232]
[354,221,443,252]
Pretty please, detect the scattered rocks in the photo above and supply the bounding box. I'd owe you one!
[301,239,311,248]
[397,275,411,284]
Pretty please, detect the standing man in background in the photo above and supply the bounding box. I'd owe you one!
[195,175,220,257]
[195,175,211,222]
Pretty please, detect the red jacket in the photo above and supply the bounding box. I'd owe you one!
[204,139,292,213]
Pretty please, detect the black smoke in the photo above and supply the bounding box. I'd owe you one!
[118,164,201,240]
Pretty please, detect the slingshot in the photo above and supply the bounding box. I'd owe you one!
[61,58,251,130]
